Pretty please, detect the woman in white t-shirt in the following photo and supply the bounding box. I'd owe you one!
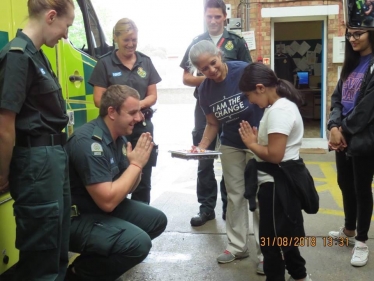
[238,62,312,281]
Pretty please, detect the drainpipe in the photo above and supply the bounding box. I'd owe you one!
[238,0,250,31]
[245,0,250,31]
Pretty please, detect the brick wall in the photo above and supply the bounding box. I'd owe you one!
[225,0,346,121]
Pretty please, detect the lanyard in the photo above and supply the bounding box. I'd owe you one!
[217,37,225,48]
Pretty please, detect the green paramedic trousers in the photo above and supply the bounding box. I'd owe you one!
[9,145,70,281]
[69,198,167,281]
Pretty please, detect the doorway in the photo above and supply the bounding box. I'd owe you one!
[273,20,324,138]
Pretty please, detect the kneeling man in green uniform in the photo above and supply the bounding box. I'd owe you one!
[64,84,167,281]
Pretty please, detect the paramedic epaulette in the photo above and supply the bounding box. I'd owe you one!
[9,37,27,53]
[92,126,103,141]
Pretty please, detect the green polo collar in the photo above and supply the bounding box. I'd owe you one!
[95,116,114,145]
[222,29,230,39]
[110,49,143,68]
[204,29,230,41]
[16,29,38,55]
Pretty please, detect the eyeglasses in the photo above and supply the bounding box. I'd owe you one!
[345,31,368,40]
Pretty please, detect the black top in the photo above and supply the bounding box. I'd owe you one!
[65,116,129,213]
[328,55,374,156]
[0,29,68,136]
[328,55,374,134]
[88,50,161,99]
[180,29,252,72]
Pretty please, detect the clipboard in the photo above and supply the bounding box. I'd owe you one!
[169,150,222,160]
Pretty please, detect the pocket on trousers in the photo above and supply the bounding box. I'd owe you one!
[14,201,59,251]
[85,222,124,257]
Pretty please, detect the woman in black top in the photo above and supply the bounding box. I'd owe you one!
[327,29,374,267]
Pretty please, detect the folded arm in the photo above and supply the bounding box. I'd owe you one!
[0,109,16,192]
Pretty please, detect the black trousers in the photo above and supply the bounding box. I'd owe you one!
[335,151,374,242]
[69,198,167,281]
[128,119,155,204]
[193,99,227,214]
[258,182,306,281]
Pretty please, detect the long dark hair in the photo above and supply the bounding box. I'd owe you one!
[340,30,374,81]
[239,63,303,106]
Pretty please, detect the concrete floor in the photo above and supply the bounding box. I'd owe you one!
[120,88,374,281]
[303,119,321,138]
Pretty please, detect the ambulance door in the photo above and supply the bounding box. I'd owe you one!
[58,0,112,135]
[0,0,28,49]
[0,0,12,50]
[0,0,27,274]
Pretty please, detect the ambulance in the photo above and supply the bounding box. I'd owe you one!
[0,0,112,274]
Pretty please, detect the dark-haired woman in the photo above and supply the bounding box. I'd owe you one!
[327,28,374,267]
[238,62,312,281]
[188,40,265,269]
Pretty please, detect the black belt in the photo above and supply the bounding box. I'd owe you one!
[15,133,67,147]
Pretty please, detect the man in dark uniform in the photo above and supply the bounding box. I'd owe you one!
[180,0,252,227]
[64,85,167,281]
[0,1,75,279]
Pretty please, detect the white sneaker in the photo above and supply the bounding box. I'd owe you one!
[351,240,369,267]
[256,261,264,275]
[287,273,312,281]
[328,226,355,245]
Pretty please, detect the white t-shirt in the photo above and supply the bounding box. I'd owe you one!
[210,33,223,45]
[256,98,304,184]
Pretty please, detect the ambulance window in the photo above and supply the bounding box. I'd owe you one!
[86,2,106,57]
[69,0,89,53]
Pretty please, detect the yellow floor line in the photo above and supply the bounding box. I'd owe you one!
[305,161,374,219]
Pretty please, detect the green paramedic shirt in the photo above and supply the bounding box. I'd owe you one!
[0,29,68,136]
[88,50,161,100]
[65,116,129,213]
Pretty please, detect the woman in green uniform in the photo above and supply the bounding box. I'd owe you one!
[89,18,161,205]
[0,0,75,280]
